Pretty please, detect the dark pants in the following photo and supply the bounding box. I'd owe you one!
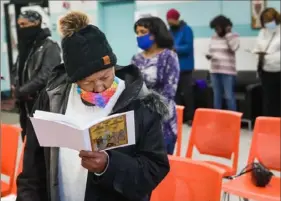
[210,73,237,111]
[18,100,34,141]
[164,135,177,155]
[260,71,280,117]
[175,71,194,122]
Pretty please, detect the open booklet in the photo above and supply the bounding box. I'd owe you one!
[1,195,16,201]
[30,110,135,151]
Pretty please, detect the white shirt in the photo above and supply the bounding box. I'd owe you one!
[253,25,280,72]
[58,78,125,201]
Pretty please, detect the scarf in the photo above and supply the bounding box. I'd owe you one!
[77,77,119,108]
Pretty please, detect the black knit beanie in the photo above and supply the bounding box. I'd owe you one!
[59,11,117,83]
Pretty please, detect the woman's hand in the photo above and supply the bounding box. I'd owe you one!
[11,85,16,98]
[79,150,108,173]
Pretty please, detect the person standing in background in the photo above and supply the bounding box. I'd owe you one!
[253,8,280,117]
[166,8,194,126]
[206,15,240,111]
[132,17,180,155]
[11,10,61,141]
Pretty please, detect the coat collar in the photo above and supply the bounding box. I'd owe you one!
[46,64,144,114]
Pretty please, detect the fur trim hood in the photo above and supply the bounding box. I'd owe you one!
[138,83,170,121]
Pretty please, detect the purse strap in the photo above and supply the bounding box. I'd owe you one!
[263,32,276,53]
[227,163,255,179]
[256,32,277,77]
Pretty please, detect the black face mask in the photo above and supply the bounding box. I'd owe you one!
[217,30,226,38]
[170,25,180,31]
[18,26,41,42]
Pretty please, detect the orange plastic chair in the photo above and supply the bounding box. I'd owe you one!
[11,137,26,195]
[1,124,21,197]
[222,117,281,201]
[186,108,242,177]
[151,155,224,201]
[175,105,184,156]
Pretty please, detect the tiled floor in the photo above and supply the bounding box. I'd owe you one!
[1,111,258,200]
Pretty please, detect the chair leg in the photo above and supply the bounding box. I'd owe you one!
[222,192,227,201]
[239,197,249,201]
[222,192,230,201]
[248,121,252,130]
[227,193,230,201]
[241,119,252,130]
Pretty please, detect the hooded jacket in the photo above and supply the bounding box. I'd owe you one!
[170,21,194,72]
[16,64,170,201]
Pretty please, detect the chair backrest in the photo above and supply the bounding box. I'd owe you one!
[175,105,184,156]
[151,156,224,201]
[11,137,26,194]
[186,109,242,170]
[247,117,281,171]
[1,124,21,189]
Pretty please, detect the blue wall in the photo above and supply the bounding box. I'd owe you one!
[136,0,280,38]
[97,1,136,66]
[137,1,221,38]
[1,15,10,92]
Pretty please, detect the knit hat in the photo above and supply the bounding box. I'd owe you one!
[166,9,180,20]
[58,11,117,83]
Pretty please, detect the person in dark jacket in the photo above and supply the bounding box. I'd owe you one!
[16,11,170,201]
[166,8,194,126]
[12,10,61,141]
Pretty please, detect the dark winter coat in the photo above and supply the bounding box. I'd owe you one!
[16,64,170,201]
[12,28,61,100]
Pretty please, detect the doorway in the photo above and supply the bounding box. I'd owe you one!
[98,1,136,66]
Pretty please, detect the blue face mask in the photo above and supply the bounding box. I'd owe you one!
[137,34,154,50]
[265,21,277,30]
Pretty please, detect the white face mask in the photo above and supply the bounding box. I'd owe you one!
[265,21,277,30]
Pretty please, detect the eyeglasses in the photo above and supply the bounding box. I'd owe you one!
[19,11,42,23]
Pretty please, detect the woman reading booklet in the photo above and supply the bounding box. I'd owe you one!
[16,11,170,201]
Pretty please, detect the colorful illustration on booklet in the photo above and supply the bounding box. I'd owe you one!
[89,115,128,151]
